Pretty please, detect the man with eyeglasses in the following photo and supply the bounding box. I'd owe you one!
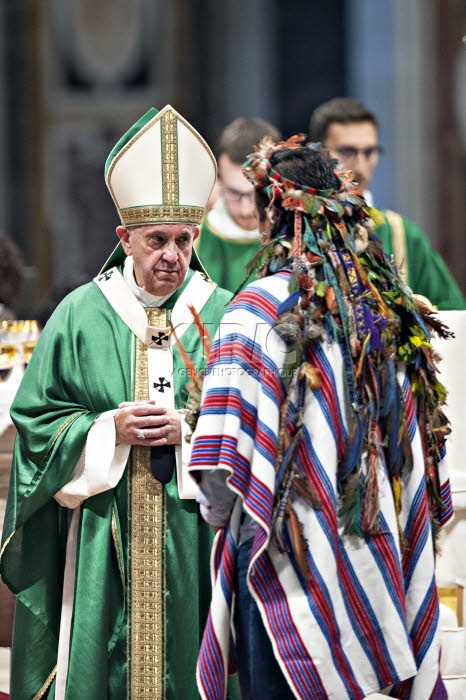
[195,117,281,292]
[309,97,466,310]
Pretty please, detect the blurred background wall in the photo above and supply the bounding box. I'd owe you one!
[0,0,464,314]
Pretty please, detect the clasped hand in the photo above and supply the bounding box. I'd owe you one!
[114,400,182,446]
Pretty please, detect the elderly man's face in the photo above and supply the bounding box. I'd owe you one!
[323,121,380,192]
[116,223,198,297]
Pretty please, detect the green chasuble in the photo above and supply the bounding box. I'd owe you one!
[375,210,466,310]
[196,208,261,293]
[0,262,239,699]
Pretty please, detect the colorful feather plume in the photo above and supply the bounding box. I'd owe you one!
[242,137,452,547]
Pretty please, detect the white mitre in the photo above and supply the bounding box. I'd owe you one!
[105,104,217,227]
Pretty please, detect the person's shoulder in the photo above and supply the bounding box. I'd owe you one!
[60,280,102,309]
[69,279,98,298]
[233,270,291,307]
[43,280,100,326]
[190,270,233,303]
[248,269,291,291]
[382,209,429,242]
[211,282,233,304]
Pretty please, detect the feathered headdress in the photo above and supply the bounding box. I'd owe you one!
[243,136,452,576]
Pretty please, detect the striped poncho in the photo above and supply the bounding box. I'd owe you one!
[189,270,452,700]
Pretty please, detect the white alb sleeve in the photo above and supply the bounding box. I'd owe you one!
[54,409,131,509]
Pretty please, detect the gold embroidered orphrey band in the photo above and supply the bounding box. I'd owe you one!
[120,204,205,226]
[162,110,178,205]
[130,307,168,698]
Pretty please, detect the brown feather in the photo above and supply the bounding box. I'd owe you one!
[187,304,212,355]
[293,471,322,510]
[285,503,310,580]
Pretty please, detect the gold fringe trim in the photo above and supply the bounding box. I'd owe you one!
[46,411,86,459]
[33,666,57,700]
[111,509,125,592]
[0,528,15,561]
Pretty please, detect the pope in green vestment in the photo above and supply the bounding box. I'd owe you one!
[0,106,241,700]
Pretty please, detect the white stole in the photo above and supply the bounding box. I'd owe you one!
[94,266,216,499]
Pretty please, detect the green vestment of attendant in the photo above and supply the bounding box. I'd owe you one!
[376,211,466,310]
[0,259,236,699]
[196,211,261,293]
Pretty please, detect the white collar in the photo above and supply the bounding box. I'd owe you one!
[123,256,188,307]
[206,197,260,241]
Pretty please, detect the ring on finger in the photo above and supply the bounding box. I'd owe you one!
[137,428,146,440]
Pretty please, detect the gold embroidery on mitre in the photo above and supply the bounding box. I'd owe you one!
[120,204,205,226]
[129,308,168,699]
[161,110,178,205]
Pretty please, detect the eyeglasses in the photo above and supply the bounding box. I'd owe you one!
[220,186,255,203]
[335,146,384,162]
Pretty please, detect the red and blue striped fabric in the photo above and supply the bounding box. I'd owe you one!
[190,272,452,700]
